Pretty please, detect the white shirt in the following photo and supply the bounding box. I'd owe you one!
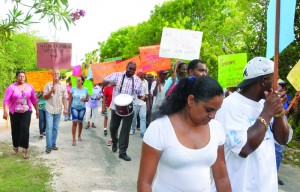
[144,115,225,192]
[214,92,278,192]
[136,79,148,106]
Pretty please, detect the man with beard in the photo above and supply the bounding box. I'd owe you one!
[213,57,292,191]
[163,61,187,95]
[102,62,145,161]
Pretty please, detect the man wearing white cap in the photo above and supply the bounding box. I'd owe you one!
[212,57,292,191]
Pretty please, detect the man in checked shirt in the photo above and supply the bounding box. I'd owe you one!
[102,62,146,161]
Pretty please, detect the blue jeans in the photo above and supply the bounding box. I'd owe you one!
[275,143,285,171]
[45,110,61,149]
[39,109,46,134]
[131,105,147,137]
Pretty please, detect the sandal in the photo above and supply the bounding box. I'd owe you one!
[91,124,96,128]
[22,150,29,159]
[72,141,76,146]
[85,125,90,129]
[12,147,19,155]
[78,137,82,142]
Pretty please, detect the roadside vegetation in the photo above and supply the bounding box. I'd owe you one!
[0,142,52,192]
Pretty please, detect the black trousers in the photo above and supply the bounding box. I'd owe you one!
[9,111,32,149]
[110,109,134,154]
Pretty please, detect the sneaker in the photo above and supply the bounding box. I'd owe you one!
[119,153,131,161]
[42,132,46,136]
[107,140,112,146]
[278,178,284,185]
[39,134,43,139]
[45,148,51,154]
[130,129,135,135]
[52,146,58,150]
[137,127,140,131]
[104,129,108,136]
[112,143,118,152]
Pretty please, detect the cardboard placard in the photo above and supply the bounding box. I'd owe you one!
[91,61,116,84]
[218,53,247,88]
[37,42,72,69]
[26,71,53,91]
[287,60,300,91]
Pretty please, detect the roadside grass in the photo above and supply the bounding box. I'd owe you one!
[0,142,52,192]
[283,139,300,167]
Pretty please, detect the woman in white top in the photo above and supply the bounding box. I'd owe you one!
[138,76,231,192]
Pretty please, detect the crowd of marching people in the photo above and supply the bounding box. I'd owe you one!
[3,57,300,192]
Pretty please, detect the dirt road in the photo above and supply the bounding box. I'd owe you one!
[0,109,299,192]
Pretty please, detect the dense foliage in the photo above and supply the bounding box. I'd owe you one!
[98,0,300,138]
[0,32,46,101]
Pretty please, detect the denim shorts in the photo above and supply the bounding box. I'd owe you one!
[71,107,86,122]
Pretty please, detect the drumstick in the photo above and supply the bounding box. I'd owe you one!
[286,92,300,114]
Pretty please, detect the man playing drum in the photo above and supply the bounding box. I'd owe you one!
[102,62,145,161]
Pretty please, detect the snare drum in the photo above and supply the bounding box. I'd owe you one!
[114,94,134,116]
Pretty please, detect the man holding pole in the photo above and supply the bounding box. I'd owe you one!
[213,57,292,191]
[43,69,68,154]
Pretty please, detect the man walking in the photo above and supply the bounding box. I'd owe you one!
[213,57,292,191]
[102,62,144,161]
[43,69,67,154]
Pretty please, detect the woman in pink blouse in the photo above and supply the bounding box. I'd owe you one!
[3,70,39,159]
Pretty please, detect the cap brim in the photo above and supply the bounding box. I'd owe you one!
[237,76,261,88]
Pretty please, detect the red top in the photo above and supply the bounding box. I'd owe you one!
[103,86,113,107]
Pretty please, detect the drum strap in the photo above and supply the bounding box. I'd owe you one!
[119,74,134,95]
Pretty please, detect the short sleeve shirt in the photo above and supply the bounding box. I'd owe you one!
[144,116,225,192]
[44,82,67,114]
[104,72,143,110]
[70,87,89,110]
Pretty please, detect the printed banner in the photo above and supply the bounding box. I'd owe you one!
[139,45,171,72]
[104,56,122,62]
[72,65,82,76]
[26,71,53,91]
[218,53,247,88]
[37,42,72,69]
[159,27,203,60]
[115,56,141,73]
[70,76,93,95]
[287,60,300,91]
[91,61,116,84]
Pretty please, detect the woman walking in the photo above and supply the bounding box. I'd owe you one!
[3,70,39,159]
[68,76,89,146]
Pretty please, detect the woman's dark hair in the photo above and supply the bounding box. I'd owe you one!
[16,70,25,77]
[188,59,205,72]
[80,76,85,85]
[158,76,223,116]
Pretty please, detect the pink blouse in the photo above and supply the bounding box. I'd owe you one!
[3,82,38,114]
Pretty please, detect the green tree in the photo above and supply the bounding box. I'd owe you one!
[0,32,46,100]
[0,0,73,42]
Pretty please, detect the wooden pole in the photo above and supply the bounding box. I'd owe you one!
[6,117,8,129]
[273,0,280,90]
[285,92,300,114]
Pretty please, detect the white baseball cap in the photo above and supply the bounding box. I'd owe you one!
[237,57,274,88]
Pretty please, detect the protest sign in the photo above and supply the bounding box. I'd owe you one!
[72,65,82,76]
[139,45,171,72]
[159,27,203,60]
[37,42,72,69]
[104,56,122,62]
[70,76,93,95]
[91,61,116,84]
[26,71,53,91]
[287,60,300,91]
[115,56,141,73]
[218,53,247,88]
